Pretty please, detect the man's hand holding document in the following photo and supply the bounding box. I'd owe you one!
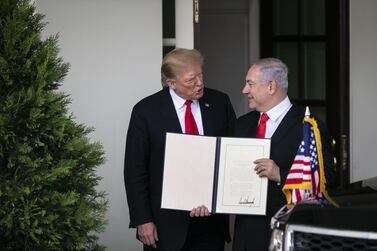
[161,133,271,215]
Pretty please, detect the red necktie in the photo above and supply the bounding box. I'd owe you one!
[255,113,269,138]
[184,100,199,135]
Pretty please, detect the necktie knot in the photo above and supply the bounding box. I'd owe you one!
[260,113,269,123]
[185,100,193,106]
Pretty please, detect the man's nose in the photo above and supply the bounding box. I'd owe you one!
[242,84,249,94]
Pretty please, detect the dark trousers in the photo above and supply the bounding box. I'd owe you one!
[144,217,226,251]
[232,215,270,251]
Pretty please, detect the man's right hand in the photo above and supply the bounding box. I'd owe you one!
[190,205,210,217]
[137,222,159,248]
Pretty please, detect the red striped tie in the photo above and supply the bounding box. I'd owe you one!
[256,113,269,138]
[184,100,199,135]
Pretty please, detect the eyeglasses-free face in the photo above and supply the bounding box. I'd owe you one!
[168,65,204,100]
[243,65,273,112]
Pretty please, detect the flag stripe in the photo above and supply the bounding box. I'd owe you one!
[284,178,311,184]
[282,115,337,207]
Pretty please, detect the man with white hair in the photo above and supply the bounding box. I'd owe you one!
[232,58,334,250]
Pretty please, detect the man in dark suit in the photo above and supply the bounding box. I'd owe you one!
[124,48,236,251]
[232,58,334,251]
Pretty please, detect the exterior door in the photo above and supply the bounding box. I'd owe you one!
[260,0,350,188]
[194,0,252,117]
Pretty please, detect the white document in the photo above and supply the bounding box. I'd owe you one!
[161,133,270,215]
[215,137,270,215]
[161,133,217,212]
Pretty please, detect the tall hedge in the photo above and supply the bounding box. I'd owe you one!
[0,0,108,250]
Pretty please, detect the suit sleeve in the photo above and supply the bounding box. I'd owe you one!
[124,105,153,228]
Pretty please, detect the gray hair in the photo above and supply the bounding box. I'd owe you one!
[253,58,288,92]
[161,48,204,87]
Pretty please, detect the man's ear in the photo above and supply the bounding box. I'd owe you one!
[166,79,176,89]
[269,80,277,95]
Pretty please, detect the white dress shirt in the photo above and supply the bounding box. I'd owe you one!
[169,88,204,135]
[262,96,292,138]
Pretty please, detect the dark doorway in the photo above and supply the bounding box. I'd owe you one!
[260,0,350,188]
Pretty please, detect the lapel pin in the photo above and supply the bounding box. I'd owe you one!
[205,103,210,107]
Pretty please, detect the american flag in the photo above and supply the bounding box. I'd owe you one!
[282,107,337,207]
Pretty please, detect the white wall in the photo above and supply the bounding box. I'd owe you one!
[350,0,377,183]
[175,0,194,48]
[36,1,162,250]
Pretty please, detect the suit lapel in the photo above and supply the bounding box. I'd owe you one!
[199,92,213,135]
[160,88,182,133]
[271,104,303,145]
[248,112,260,137]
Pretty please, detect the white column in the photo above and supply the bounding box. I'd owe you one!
[175,0,194,49]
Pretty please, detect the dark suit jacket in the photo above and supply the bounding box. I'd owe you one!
[232,104,334,251]
[124,87,236,250]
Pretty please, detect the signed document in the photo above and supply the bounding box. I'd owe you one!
[161,133,270,215]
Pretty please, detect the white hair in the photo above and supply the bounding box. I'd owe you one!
[253,58,288,92]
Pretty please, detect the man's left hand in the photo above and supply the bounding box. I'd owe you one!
[254,158,281,182]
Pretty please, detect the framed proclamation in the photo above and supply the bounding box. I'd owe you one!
[161,133,271,215]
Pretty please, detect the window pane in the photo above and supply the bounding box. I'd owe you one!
[274,0,298,35]
[304,42,326,100]
[304,0,325,35]
[163,46,175,57]
[274,42,298,99]
[162,0,175,38]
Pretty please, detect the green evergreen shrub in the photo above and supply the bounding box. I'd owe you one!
[0,0,108,250]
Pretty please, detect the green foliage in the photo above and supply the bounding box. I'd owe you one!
[0,0,108,250]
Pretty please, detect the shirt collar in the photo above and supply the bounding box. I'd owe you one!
[264,96,292,122]
[169,88,199,109]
